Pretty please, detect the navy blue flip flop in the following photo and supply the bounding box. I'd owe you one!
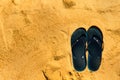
[87,26,103,71]
[71,28,87,71]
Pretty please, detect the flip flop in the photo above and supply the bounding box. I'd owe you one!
[87,26,103,71]
[71,28,87,71]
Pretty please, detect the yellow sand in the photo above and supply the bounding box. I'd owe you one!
[0,0,120,80]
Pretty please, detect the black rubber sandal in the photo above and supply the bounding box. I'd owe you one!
[87,26,103,71]
[71,28,87,71]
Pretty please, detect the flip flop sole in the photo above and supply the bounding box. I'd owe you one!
[71,28,86,71]
[87,26,103,71]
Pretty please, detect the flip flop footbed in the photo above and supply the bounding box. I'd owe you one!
[87,26,103,71]
[71,28,86,71]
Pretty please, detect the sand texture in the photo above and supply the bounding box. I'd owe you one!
[0,0,120,80]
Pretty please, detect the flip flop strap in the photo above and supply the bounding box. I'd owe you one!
[88,35,103,50]
[72,34,86,48]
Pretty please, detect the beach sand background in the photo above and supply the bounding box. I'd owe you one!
[0,0,120,80]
